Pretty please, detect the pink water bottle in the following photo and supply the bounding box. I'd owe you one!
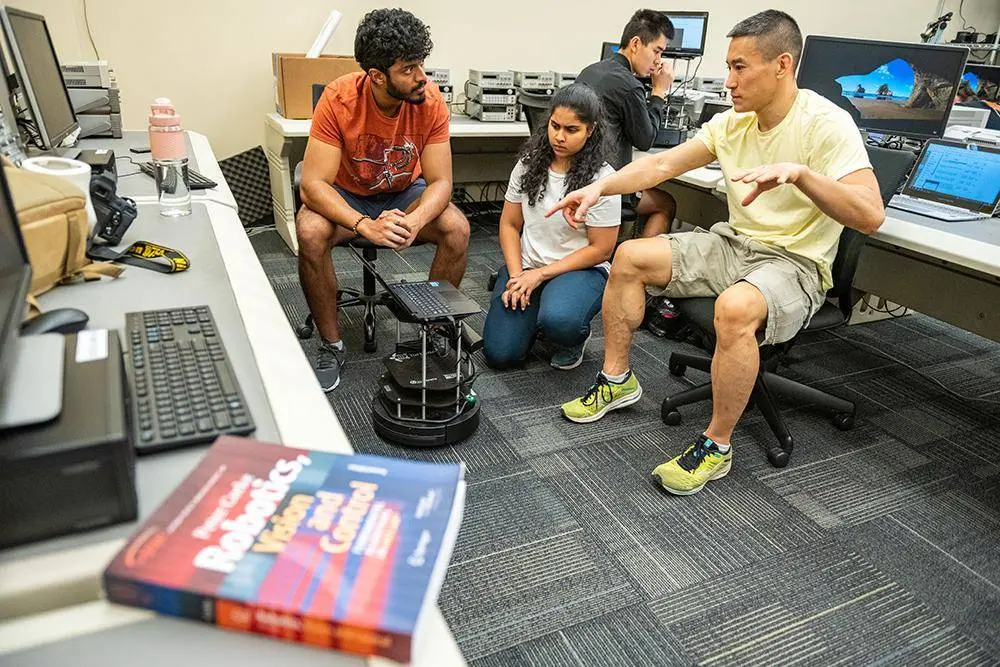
[148,97,191,217]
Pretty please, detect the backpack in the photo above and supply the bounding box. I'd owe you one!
[2,158,122,313]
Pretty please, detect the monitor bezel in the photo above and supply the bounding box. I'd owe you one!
[901,138,1000,214]
[0,6,79,150]
[0,167,32,384]
[797,34,968,141]
[661,11,709,58]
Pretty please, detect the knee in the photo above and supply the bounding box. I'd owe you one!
[537,311,585,345]
[609,240,645,281]
[643,189,676,216]
[660,191,677,217]
[295,207,333,260]
[714,292,763,341]
[436,203,470,253]
[482,336,524,369]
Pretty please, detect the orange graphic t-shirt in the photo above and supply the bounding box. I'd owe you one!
[310,72,450,197]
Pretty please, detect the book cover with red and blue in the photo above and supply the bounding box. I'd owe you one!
[103,436,465,663]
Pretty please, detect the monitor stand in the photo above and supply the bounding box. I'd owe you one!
[25,145,78,159]
[0,334,64,429]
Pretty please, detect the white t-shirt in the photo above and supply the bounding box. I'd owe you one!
[505,160,621,274]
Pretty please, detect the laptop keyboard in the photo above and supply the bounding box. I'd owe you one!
[393,282,451,317]
[889,195,987,222]
[138,161,218,190]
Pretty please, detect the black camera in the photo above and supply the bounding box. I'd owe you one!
[91,171,137,245]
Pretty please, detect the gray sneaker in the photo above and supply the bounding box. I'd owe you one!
[550,330,591,370]
[314,340,345,392]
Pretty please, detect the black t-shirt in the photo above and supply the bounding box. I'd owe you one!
[576,53,667,169]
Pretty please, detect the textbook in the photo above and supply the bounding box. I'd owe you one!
[103,436,465,663]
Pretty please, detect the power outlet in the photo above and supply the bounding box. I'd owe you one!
[452,185,467,201]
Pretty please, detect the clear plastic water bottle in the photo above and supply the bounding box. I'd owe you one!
[148,98,191,217]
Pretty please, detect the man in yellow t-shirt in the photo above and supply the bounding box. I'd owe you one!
[548,10,885,496]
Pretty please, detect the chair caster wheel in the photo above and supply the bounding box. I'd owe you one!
[832,413,855,431]
[297,325,313,339]
[766,437,793,468]
[669,360,686,377]
[662,407,682,426]
[364,341,377,353]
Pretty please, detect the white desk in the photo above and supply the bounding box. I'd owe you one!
[853,209,1000,342]
[267,112,530,140]
[0,134,465,666]
[77,131,239,212]
[634,147,725,192]
[265,112,529,255]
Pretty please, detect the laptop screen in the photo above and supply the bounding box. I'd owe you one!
[904,140,1000,214]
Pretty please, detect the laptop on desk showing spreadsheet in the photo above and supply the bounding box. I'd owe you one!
[888,139,1000,222]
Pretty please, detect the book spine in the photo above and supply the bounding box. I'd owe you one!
[103,572,412,661]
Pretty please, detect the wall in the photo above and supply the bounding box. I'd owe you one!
[12,0,1000,159]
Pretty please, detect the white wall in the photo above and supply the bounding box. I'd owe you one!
[12,0,1000,159]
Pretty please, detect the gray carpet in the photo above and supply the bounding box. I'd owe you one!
[250,222,1000,666]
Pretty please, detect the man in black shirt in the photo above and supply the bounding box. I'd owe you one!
[577,9,677,238]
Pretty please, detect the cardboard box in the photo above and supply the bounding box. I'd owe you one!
[272,53,362,119]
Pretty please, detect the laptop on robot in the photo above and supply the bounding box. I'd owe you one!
[348,245,481,322]
[888,139,1000,222]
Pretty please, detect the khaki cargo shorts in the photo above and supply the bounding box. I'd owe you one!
[646,223,826,345]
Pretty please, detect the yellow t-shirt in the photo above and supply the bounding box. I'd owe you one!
[696,89,871,290]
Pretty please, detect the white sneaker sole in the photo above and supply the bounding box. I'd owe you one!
[657,459,731,496]
[320,374,341,393]
[562,384,643,423]
[551,333,592,371]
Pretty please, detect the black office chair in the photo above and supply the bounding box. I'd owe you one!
[660,144,917,468]
[293,83,424,354]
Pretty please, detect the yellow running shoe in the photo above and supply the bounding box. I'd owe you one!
[561,372,642,423]
[652,436,732,495]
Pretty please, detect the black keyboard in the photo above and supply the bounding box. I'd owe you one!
[137,161,218,190]
[392,282,450,317]
[125,306,254,454]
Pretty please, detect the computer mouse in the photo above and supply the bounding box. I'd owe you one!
[20,308,90,336]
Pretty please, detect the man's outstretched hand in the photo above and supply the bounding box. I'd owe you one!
[731,163,805,206]
[545,182,603,229]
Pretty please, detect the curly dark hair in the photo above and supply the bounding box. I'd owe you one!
[354,8,433,73]
[517,84,611,208]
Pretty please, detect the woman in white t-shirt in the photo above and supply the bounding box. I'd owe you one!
[483,84,622,370]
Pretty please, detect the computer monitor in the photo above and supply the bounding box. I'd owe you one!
[0,50,24,164]
[0,7,78,149]
[0,163,67,430]
[0,166,31,388]
[660,11,708,58]
[698,99,732,126]
[601,11,708,60]
[600,41,620,60]
[963,64,1000,102]
[797,36,968,140]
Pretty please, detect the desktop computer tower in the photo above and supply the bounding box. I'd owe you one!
[0,331,137,548]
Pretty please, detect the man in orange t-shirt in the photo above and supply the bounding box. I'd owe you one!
[297,8,470,391]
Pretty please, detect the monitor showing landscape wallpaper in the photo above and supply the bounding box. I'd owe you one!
[797,36,968,139]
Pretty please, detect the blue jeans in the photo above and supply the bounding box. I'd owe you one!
[482,265,607,369]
